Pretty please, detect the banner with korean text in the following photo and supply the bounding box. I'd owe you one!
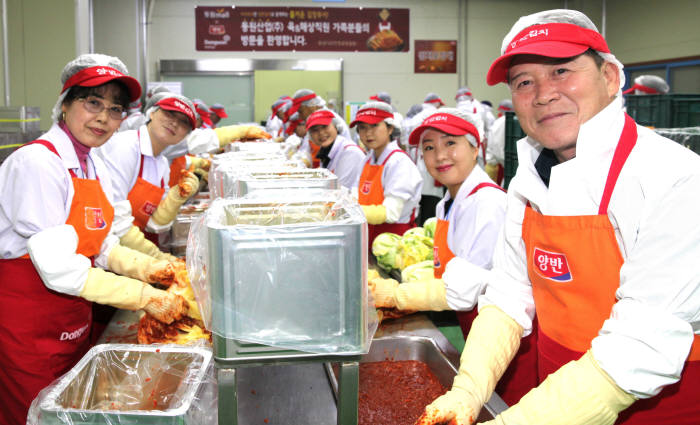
[414,40,457,73]
[196,6,409,52]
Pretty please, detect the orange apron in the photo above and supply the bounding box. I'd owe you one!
[168,155,188,188]
[434,182,538,405]
[310,141,321,168]
[358,149,415,247]
[0,139,114,425]
[522,114,700,424]
[128,153,165,231]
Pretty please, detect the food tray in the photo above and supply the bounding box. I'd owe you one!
[326,336,504,422]
[36,344,213,425]
[226,141,283,153]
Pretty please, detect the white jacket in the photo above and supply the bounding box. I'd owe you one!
[480,96,700,399]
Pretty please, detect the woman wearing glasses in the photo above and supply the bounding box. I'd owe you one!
[0,54,188,425]
[97,92,201,256]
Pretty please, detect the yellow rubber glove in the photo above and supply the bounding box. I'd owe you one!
[119,225,178,262]
[107,244,180,287]
[483,351,636,425]
[416,305,523,425]
[484,163,500,184]
[214,125,271,147]
[188,156,210,171]
[80,268,188,324]
[368,276,399,308]
[151,169,198,225]
[361,204,387,225]
[394,279,450,311]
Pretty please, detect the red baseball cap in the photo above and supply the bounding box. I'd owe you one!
[306,109,335,130]
[156,97,197,129]
[210,103,228,118]
[194,104,213,127]
[409,112,481,147]
[487,22,610,86]
[349,107,394,127]
[62,66,142,102]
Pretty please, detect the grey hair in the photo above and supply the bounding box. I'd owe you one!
[51,53,131,123]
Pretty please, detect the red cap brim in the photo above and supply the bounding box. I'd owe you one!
[158,103,196,130]
[306,115,333,130]
[63,73,142,102]
[486,41,589,86]
[409,122,474,146]
[349,114,386,128]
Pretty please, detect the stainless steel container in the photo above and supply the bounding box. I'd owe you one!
[204,193,368,354]
[36,344,213,425]
[171,202,209,257]
[225,141,283,153]
[219,168,339,198]
[326,335,507,422]
[0,106,40,132]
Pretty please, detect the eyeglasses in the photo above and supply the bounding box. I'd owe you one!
[78,96,127,120]
[160,108,192,130]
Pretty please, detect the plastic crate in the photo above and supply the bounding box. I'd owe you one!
[625,94,700,128]
[653,127,700,155]
[504,111,525,189]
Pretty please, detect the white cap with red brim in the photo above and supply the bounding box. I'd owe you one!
[486,9,625,88]
[409,108,481,148]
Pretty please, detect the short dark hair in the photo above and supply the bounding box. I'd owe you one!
[63,81,131,109]
[583,48,604,68]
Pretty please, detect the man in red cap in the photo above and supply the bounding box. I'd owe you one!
[417,8,700,425]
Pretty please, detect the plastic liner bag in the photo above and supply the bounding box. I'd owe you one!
[226,140,283,153]
[209,160,304,200]
[28,343,217,425]
[186,188,379,355]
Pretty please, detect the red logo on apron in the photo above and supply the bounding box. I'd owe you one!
[433,246,441,268]
[84,207,106,230]
[140,201,157,216]
[361,181,372,195]
[533,247,572,282]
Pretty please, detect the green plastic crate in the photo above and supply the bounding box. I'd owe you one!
[504,111,525,189]
[625,94,700,128]
[653,127,700,155]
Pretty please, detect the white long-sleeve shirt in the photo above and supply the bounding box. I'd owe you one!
[324,135,365,189]
[437,166,506,311]
[353,141,423,223]
[480,96,700,399]
[96,125,171,203]
[0,124,116,259]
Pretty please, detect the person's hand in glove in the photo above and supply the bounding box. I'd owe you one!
[361,204,387,225]
[119,225,179,261]
[151,166,199,225]
[140,284,189,324]
[416,306,523,425]
[214,125,271,147]
[188,156,210,181]
[370,277,450,311]
[107,243,183,286]
[481,351,635,425]
[80,268,188,324]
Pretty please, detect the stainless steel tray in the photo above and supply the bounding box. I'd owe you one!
[37,344,213,425]
[325,335,506,422]
[218,167,338,198]
[226,141,283,153]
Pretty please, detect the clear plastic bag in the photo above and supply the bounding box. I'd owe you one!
[28,343,216,425]
[187,188,378,355]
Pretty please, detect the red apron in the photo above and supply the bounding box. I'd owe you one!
[358,149,416,247]
[522,114,700,424]
[168,155,188,188]
[0,140,114,425]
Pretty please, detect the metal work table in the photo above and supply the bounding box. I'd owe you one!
[99,310,506,424]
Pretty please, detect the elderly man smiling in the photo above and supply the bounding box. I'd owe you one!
[416,8,700,425]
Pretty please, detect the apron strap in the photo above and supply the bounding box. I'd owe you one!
[468,182,506,197]
[23,139,78,178]
[598,114,637,214]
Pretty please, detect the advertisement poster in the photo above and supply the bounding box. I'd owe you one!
[196,6,409,52]
[414,40,457,73]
